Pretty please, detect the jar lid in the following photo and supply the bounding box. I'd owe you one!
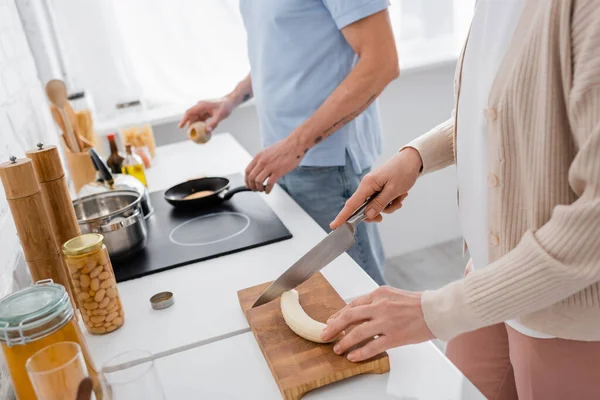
[0,280,73,346]
[63,233,104,256]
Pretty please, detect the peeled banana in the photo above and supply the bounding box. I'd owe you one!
[280,289,331,343]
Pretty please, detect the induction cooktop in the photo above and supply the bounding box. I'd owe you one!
[112,174,292,282]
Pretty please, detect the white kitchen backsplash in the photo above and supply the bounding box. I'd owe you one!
[0,0,60,397]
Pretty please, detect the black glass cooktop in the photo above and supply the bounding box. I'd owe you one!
[112,174,292,282]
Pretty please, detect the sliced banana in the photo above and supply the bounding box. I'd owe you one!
[280,289,331,343]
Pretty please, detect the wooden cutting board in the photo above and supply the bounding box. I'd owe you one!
[238,272,390,400]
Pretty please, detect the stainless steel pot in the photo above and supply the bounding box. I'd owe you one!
[78,148,154,219]
[73,190,147,259]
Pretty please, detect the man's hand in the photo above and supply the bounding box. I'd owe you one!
[330,147,422,229]
[178,99,234,132]
[245,138,303,193]
[321,286,435,362]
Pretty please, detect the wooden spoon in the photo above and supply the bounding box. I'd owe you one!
[46,80,81,152]
[75,377,94,400]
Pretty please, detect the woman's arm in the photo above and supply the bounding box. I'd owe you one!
[401,115,455,175]
[330,114,455,228]
[422,2,600,340]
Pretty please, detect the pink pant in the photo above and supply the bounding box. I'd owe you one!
[446,323,600,400]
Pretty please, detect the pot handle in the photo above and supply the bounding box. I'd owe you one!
[221,186,253,201]
[95,210,142,233]
[89,148,114,187]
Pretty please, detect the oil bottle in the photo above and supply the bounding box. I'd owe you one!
[121,144,148,187]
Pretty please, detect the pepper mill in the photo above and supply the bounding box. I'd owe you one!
[0,156,76,309]
[26,143,82,302]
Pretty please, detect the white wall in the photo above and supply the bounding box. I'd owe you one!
[154,63,462,259]
[0,1,59,396]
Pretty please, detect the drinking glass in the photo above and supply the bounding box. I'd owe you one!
[100,350,165,400]
[26,341,89,400]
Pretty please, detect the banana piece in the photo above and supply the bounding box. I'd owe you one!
[280,289,331,343]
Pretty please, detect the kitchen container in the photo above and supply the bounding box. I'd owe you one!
[116,100,156,158]
[63,234,125,335]
[72,191,148,259]
[68,91,97,148]
[80,148,153,218]
[0,280,100,400]
[26,341,90,400]
[60,136,97,193]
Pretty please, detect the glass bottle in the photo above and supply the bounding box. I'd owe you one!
[121,144,148,187]
[106,133,124,174]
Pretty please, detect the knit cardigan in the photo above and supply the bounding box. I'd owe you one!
[408,0,600,341]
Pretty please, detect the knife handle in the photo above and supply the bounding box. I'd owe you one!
[347,195,377,230]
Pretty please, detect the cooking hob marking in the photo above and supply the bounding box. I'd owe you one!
[168,212,251,246]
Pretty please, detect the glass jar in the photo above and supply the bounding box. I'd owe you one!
[0,280,101,400]
[68,91,98,148]
[116,100,156,159]
[62,234,125,335]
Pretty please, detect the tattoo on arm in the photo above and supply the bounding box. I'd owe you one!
[242,92,253,103]
[318,94,377,143]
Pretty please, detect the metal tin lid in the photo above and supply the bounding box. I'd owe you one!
[0,280,73,347]
[63,233,104,256]
[150,292,174,310]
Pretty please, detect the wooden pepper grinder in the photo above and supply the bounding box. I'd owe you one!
[26,143,82,303]
[0,156,76,309]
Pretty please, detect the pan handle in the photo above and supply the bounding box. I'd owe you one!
[221,186,252,201]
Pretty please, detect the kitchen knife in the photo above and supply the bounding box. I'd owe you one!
[251,197,372,308]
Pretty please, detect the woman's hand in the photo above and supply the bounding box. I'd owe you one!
[178,99,234,132]
[330,147,422,229]
[321,286,435,362]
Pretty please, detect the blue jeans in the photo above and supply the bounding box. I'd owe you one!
[279,155,386,285]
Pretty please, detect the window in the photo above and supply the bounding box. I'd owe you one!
[47,0,475,120]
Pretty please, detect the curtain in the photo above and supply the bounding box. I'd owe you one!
[48,0,249,119]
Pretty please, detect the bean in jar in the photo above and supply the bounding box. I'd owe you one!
[63,234,125,334]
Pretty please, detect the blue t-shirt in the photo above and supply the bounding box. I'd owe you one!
[239,0,389,173]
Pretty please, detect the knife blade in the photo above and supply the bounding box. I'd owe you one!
[251,198,372,308]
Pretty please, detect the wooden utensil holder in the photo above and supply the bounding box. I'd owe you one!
[60,137,96,193]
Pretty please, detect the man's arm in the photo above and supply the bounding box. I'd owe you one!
[245,9,399,192]
[226,73,253,108]
[179,73,252,130]
[288,10,398,154]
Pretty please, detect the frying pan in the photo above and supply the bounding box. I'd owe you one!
[164,177,252,208]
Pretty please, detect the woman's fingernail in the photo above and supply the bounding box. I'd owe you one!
[348,353,357,362]
[321,328,328,339]
[333,344,340,354]
[366,209,376,219]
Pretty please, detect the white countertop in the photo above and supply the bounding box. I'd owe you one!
[83,133,378,366]
[84,133,482,399]
[155,332,484,400]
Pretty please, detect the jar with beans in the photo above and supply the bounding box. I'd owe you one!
[62,234,125,334]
